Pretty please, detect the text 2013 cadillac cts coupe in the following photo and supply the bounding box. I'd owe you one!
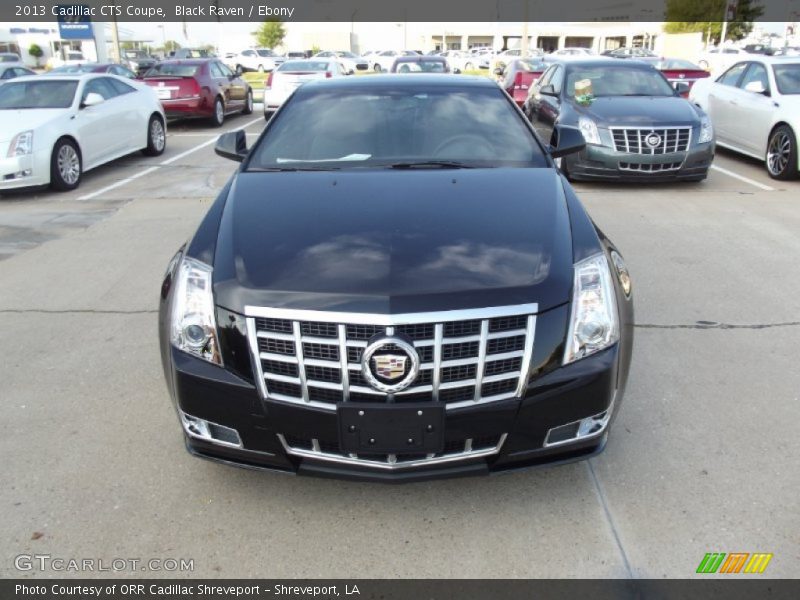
[158,75,634,482]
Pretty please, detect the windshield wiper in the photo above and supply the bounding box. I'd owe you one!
[388,160,476,169]
[248,166,341,172]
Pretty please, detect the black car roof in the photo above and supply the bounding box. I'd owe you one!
[301,74,494,90]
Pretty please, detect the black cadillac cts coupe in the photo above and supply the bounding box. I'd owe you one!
[158,75,634,482]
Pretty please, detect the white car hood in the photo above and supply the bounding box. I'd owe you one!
[0,109,68,143]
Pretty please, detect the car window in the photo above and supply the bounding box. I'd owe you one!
[550,66,564,94]
[565,65,674,97]
[210,62,226,78]
[144,63,200,77]
[723,49,740,54]
[537,65,556,87]
[772,63,800,94]
[84,77,118,100]
[0,69,13,79]
[0,80,78,108]
[717,62,748,86]
[243,50,255,57]
[739,62,770,92]
[108,78,135,95]
[218,62,234,77]
[247,85,547,169]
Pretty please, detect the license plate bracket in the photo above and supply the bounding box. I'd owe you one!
[338,403,444,454]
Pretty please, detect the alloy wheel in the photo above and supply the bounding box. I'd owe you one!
[57,145,80,185]
[151,119,165,152]
[767,131,790,176]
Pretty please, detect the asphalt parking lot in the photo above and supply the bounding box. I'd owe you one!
[1,108,798,579]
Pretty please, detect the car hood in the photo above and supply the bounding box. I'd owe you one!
[0,109,67,142]
[213,168,574,315]
[572,96,700,126]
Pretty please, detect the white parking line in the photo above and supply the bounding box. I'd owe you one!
[710,164,775,192]
[78,117,263,201]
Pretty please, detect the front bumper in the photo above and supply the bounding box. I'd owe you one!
[166,341,623,483]
[565,141,714,182]
[0,150,51,191]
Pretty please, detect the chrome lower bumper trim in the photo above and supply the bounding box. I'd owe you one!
[277,433,507,470]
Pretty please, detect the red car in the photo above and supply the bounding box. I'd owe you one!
[496,58,547,107]
[142,59,253,126]
[655,58,710,97]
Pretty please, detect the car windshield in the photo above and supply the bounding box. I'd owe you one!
[124,51,147,58]
[257,49,276,57]
[278,60,329,72]
[247,85,545,169]
[49,64,97,73]
[337,52,358,58]
[773,63,800,94]
[144,64,200,77]
[518,59,546,72]
[396,61,447,73]
[1,55,20,63]
[566,65,675,97]
[0,80,78,109]
[656,59,701,70]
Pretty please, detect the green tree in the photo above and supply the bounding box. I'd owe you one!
[664,0,764,43]
[253,20,286,49]
[162,40,182,55]
[28,43,43,67]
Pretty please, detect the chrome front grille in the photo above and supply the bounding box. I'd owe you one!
[245,304,537,411]
[610,127,691,155]
[278,433,508,470]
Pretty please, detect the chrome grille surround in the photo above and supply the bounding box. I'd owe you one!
[610,126,692,155]
[245,304,537,411]
[277,433,508,470]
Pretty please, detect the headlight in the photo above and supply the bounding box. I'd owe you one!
[698,116,713,143]
[578,117,601,145]
[563,253,620,365]
[170,257,222,365]
[7,130,33,157]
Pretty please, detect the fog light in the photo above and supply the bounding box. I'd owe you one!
[180,412,242,448]
[544,393,616,448]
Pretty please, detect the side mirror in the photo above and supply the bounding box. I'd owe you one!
[215,130,247,162]
[235,65,243,76]
[744,80,768,95]
[550,124,586,158]
[81,92,105,108]
[539,84,557,96]
[493,67,504,76]
[674,81,690,94]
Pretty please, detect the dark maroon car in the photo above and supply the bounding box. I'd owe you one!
[48,63,137,78]
[497,59,548,107]
[655,58,710,97]
[142,59,253,126]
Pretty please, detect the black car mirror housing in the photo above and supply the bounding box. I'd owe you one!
[215,130,247,162]
[550,124,586,158]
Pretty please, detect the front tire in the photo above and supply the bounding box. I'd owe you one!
[465,62,473,70]
[257,64,264,73]
[211,97,224,127]
[242,89,253,115]
[142,114,166,156]
[766,125,798,180]
[373,63,382,72]
[50,138,81,191]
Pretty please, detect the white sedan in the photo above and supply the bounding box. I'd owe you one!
[690,56,800,179]
[263,59,348,117]
[0,74,166,192]
[230,48,284,73]
[371,50,420,72]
